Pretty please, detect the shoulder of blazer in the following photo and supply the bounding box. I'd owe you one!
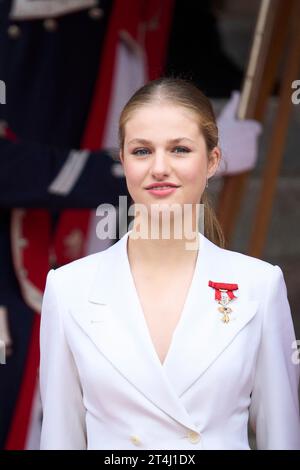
[49,238,122,303]
[205,235,276,277]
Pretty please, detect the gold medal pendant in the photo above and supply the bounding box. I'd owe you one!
[218,305,232,323]
[218,289,232,323]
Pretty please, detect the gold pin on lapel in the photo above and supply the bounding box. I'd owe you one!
[218,305,232,323]
[218,289,232,323]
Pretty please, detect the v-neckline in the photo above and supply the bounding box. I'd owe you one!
[122,231,203,368]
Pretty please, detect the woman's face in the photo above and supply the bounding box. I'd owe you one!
[120,102,220,211]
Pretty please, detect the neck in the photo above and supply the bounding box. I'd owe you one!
[127,223,200,270]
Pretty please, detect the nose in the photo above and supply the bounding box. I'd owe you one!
[150,150,171,179]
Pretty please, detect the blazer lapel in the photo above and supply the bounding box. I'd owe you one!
[69,232,200,432]
[163,234,259,397]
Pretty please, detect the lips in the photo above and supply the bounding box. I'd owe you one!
[147,185,177,190]
[145,183,180,197]
[145,182,180,190]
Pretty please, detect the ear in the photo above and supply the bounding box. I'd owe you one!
[119,150,124,165]
[207,146,221,178]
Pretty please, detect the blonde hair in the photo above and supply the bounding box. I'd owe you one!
[118,77,225,248]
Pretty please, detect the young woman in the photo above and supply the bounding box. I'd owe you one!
[39,78,300,450]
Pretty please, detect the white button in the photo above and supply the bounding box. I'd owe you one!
[88,7,104,20]
[186,430,201,444]
[18,238,28,248]
[43,18,58,32]
[130,435,141,446]
[8,25,21,39]
[20,268,28,278]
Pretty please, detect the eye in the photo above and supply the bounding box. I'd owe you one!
[172,146,190,154]
[132,148,151,156]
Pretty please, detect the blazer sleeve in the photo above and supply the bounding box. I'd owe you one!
[39,269,87,450]
[249,265,300,449]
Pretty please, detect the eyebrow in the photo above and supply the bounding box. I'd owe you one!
[127,137,195,145]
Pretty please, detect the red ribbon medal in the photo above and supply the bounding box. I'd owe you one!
[208,281,239,323]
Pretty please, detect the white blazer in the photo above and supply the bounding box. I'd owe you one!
[39,230,300,450]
